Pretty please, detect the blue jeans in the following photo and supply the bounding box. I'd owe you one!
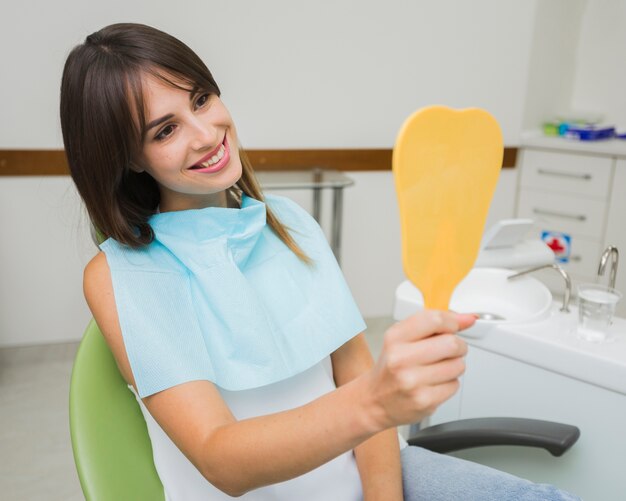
[401,446,582,500]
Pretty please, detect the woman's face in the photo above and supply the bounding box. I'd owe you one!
[134,72,243,212]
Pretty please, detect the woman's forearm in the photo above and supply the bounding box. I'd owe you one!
[200,374,380,496]
[184,311,472,497]
[354,428,403,501]
[332,334,403,500]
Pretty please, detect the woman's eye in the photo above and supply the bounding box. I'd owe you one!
[195,93,210,109]
[155,124,176,141]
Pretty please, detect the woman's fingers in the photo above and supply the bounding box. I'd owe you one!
[388,310,458,342]
[418,356,466,386]
[389,354,466,394]
[457,313,478,331]
[370,309,474,427]
[386,333,467,369]
[419,379,462,415]
[385,310,476,345]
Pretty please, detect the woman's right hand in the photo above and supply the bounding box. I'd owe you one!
[363,310,475,431]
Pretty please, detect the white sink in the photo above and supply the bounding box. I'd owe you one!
[393,267,553,338]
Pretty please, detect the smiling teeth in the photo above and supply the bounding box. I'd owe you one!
[199,145,225,168]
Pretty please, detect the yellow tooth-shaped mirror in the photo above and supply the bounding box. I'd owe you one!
[392,106,503,310]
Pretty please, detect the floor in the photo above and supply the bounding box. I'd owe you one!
[0,316,395,500]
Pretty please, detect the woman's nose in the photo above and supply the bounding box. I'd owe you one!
[189,118,219,150]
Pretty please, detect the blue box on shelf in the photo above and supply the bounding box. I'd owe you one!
[564,125,615,141]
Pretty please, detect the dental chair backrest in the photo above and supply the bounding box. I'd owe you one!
[69,319,165,500]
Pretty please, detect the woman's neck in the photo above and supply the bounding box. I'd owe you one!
[158,188,240,213]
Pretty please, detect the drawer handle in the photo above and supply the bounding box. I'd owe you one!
[537,168,592,180]
[533,208,587,221]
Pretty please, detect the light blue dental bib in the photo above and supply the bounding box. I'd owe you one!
[100,194,366,398]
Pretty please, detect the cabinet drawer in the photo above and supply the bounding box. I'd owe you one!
[517,189,607,240]
[520,149,613,198]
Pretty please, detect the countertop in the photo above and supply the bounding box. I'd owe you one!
[465,303,626,396]
[521,130,626,158]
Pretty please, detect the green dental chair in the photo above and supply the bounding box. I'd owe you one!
[70,319,165,501]
[70,319,580,501]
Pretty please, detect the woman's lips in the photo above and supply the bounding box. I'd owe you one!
[189,136,230,174]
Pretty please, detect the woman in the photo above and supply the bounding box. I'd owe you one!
[60,22,580,500]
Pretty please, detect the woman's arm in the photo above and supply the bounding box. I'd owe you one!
[84,252,471,497]
[84,252,378,496]
[331,333,403,501]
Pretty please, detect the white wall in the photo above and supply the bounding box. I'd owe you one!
[570,0,626,126]
[1,0,540,346]
[2,0,538,148]
[522,0,586,129]
[0,178,94,346]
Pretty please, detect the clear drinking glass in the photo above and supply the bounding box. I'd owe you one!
[577,283,622,343]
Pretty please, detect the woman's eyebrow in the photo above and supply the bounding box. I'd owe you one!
[143,92,199,135]
[144,113,175,135]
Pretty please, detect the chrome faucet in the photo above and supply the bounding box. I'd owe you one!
[507,263,571,313]
[598,246,619,289]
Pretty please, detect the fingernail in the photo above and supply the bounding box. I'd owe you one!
[456,313,478,320]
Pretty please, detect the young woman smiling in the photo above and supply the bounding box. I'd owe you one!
[60,23,580,501]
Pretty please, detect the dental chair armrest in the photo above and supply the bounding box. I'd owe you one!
[407,417,580,457]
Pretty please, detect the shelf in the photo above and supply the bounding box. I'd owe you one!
[521,131,626,158]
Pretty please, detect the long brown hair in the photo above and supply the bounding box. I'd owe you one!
[60,23,312,265]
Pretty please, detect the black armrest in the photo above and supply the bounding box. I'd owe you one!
[407,418,580,457]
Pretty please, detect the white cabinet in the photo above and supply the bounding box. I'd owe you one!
[431,340,626,501]
[519,149,613,198]
[425,310,626,501]
[515,142,625,316]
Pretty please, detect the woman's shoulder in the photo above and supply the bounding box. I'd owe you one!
[84,250,109,283]
[83,251,136,386]
[83,251,113,312]
[83,252,111,319]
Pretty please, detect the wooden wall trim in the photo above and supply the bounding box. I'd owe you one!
[0,150,69,176]
[0,148,517,176]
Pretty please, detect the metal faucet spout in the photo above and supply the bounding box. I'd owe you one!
[598,246,619,289]
[508,264,571,313]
